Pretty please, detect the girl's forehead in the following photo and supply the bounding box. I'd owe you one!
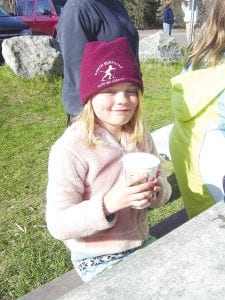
[101,82,137,90]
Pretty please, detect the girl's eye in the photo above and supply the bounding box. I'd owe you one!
[100,88,138,95]
[126,89,138,95]
[105,91,115,95]
[100,90,115,95]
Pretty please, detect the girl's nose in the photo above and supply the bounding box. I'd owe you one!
[115,91,128,103]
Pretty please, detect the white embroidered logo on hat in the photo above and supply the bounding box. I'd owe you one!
[101,65,116,81]
[95,60,124,88]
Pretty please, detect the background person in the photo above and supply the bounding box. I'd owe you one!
[181,0,198,43]
[163,0,175,36]
[57,0,140,126]
[223,176,225,197]
[46,37,171,282]
[169,0,225,218]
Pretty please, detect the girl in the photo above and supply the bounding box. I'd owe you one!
[46,37,171,282]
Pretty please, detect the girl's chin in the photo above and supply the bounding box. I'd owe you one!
[112,115,132,124]
[100,116,132,128]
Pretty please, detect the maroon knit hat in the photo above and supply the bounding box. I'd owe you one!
[80,37,143,105]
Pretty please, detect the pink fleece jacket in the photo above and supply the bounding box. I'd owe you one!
[46,123,171,261]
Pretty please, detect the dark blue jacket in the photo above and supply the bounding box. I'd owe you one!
[163,5,174,24]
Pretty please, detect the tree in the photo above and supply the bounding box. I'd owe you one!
[122,0,161,29]
[143,0,161,28]
[166,0,206,29]
[0,0,15,12]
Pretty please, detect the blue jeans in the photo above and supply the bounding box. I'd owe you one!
[163,23,172,35]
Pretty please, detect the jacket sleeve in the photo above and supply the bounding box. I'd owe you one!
[46,143,117,241]
[145,132,172,207]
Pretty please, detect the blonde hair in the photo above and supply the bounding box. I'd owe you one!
[186,0,225,70]
[75,89,146,148]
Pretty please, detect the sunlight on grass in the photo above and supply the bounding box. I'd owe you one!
[0,61,184,299]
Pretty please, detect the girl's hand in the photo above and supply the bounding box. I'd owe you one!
[147,176,162,208]
[103,173,160,215]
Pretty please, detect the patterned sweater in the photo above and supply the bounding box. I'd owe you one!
[46,123,171,261]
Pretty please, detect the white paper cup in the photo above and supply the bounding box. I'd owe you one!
[122,153,160,209]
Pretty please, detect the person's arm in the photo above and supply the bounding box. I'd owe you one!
[163,7,168,22]
[46,144,117,241]
[170,8,175,24]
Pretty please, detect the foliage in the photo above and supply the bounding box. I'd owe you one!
[0,59,184,299]
[121,0,209,29]
[196,0,206,25]
[143,0,161,28]
[171,0,207,28]
[0,0,209,29]
[0,0,15,12]
[122,0,161,29]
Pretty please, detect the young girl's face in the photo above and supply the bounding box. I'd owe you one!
[91,82,139,139]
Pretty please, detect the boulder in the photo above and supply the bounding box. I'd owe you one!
[139,31,185,62]
[2,35,63,77]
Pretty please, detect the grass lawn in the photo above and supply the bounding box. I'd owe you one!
[0,60,184,299]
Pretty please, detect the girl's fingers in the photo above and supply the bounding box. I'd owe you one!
[130,190,152,201]
[149,193,157,204]
[149,187,161,204]
[153,185,161,193]
[131,199,150,208]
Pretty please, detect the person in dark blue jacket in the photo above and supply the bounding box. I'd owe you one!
[57,0,139,126]
[163,0,175,36]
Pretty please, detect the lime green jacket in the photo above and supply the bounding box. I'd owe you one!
[169,64,225,218]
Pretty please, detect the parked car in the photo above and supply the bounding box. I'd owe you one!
[0,5,31,59]
[15,0,67,38]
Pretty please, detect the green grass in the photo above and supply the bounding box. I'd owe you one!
[0,60,184,299]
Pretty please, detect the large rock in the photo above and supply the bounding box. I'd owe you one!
[2,35,63,77]
[139,31,184,61]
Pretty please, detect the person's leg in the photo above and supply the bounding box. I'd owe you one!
[223,176,225,197]
[73,251,136,282]
[186,22,190,41]
[169,24,172,36]
[163,22,170,35]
